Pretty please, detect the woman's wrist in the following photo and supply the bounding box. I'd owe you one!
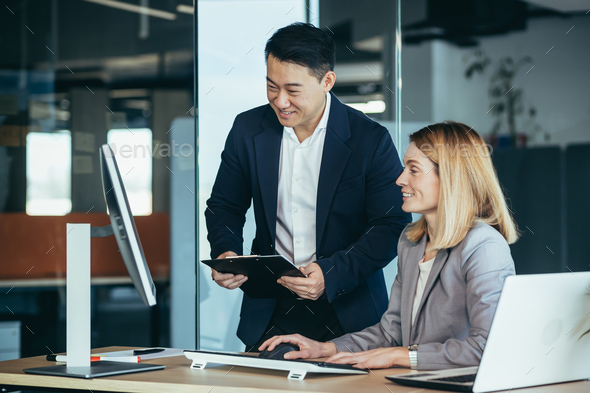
[396,346,411,368]
[322,342,338,357]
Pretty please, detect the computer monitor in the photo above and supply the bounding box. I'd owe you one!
[99,144,156,306]
[23,144,162,378]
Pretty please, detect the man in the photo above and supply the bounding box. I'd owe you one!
[205,22,411,350]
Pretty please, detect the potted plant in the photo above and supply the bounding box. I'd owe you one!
[464,50,534,148]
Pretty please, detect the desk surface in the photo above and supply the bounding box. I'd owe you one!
[0,347,589,393]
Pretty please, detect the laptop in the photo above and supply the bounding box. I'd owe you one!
[387,272,590,392]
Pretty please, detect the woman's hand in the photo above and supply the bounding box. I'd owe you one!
[258,334,338,360]
[325,347,410,369]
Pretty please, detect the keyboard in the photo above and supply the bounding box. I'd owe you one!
[184,350,369,379]
[194,350,362,371]
[432,374,477,383]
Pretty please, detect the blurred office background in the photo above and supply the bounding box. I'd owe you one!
[198,0,590,352]
[1,0,589,358]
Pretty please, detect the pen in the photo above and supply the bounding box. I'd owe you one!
[46,355,140,363]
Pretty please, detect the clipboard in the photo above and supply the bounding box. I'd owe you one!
[201,255,305,298]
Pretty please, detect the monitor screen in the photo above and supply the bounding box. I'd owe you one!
[99,144,156,306]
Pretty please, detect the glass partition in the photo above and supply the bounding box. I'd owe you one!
[196,0,404,350]
[197,0,307,352]
[0,0,195,357]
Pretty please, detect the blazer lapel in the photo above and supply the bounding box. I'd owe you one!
[254,109,283,243]
[409,247,452,342]
[316,94,352,249]
[400,234,426,346]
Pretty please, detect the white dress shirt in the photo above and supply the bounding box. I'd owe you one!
[411,256,435,325]
[275,93,331,267]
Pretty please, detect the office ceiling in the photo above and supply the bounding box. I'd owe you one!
[523,0,590,13]
[3,0,586,93]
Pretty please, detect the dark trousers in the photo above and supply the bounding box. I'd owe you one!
[249,297,345,352]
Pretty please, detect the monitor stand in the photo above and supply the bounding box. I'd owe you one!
[23,224,165,378]
[23,361,165,379]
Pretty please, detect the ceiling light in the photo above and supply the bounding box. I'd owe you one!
[177,4,194,15]
[347,101,386,114]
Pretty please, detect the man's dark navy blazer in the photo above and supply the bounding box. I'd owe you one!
[205,93,411,347]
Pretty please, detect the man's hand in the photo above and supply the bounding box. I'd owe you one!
[211,251,248,290]
[325,347,410,369]
[277,262,325,300]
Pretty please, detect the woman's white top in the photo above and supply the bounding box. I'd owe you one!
[411,256,436,325]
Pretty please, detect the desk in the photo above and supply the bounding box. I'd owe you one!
[1,347,589,393]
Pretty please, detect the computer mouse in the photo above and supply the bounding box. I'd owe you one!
[258,343,300,360]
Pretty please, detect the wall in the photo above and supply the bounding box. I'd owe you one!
[430,15,590,145]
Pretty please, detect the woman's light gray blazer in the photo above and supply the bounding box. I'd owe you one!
[330,222,515,370]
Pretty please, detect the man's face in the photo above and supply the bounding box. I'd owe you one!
[266,54,333,131]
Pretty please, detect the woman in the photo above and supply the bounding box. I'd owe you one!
[260,121,519,370]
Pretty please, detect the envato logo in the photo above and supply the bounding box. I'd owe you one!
[413,143,494,158]
[106,141,194,159]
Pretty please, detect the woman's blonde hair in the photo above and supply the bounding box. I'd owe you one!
[405,121,519,249]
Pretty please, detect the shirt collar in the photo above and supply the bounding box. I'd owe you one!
[284,92,331,145]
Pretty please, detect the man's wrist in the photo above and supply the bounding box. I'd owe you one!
[315,259,335,300]
[217,251,238,259]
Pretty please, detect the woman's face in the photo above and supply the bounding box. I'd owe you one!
[396,142,440,217]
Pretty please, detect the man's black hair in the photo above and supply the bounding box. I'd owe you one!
[265,22,336,81]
